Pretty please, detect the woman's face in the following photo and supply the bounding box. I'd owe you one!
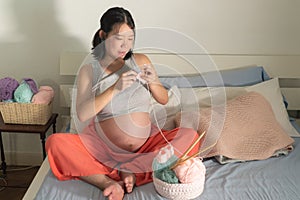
[104,23,134,59]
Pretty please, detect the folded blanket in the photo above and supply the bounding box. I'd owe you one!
[214,144,294,164]
[31,86,54,104]
[0,77,19,101]
[175,92,294,161]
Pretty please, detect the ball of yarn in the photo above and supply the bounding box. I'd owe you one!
[173,157,206,184]
[153,155,179,184]
[14,81,34,103]
[31,86,54,104]
[23,78,38,94]
[155,167,178,184]
[0,77,19,101]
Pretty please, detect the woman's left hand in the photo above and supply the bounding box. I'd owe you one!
[140,64,159,85]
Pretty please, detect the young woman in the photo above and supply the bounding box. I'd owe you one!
[46,7,200,200]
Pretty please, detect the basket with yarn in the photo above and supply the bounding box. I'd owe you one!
[0,77,54,125]
[152,132,209,200]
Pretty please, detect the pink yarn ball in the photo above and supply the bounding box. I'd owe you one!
[173,157,206,184]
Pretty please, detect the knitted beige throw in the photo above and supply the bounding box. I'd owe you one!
[176,91,294,161]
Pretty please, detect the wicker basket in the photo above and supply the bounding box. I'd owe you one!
[0,101,52,125]
[153,176,205,200]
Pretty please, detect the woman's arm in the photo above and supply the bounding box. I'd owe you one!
[75,64,113,122]
[76,62,138,122]
[134,53,168,105]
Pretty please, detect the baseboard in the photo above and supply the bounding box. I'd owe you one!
[4,151,44,166]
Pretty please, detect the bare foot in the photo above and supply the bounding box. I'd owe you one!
[103,182,124,200]
[120,171,136,193]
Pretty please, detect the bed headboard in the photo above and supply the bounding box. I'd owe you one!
[59,51,300,123]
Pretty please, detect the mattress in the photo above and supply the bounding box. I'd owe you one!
[25,136,299,200]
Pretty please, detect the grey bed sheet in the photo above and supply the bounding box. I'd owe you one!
[34,137,300,200]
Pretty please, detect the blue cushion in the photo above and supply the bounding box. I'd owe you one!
[159,65,290,109]
[159,65,270,88]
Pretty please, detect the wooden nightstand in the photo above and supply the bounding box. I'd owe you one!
[0,113,58,176]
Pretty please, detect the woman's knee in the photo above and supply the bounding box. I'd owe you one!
[46,133,74,152]
[177,127,198,137]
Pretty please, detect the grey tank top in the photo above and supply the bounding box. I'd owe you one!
[91,57,151,121]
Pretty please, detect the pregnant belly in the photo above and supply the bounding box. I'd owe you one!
[98,112,151,152]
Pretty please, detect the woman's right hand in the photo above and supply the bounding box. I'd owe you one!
[113,70,137,92]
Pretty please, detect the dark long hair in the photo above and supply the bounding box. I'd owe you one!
[92,7,135,60]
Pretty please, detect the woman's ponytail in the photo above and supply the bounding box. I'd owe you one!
[92,29,102,50]
[91,29,105,59]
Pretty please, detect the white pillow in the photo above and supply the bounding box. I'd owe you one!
[150,85,181,130]
[246,78,299,137]
[180,87,246,109]
[178,78,299,137]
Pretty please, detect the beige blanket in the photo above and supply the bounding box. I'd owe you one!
[176,91,294,161]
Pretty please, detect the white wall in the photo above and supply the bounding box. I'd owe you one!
[0,0,299,165]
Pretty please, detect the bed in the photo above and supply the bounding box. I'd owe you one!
[23,63,300,200]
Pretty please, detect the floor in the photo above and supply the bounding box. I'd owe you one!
[0,166,39,200]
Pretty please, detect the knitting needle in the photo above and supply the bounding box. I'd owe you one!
[169,131,205,170]
[180,131,206,160]
[170,140,217,169]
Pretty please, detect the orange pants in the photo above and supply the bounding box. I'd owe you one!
[46,122,200,186]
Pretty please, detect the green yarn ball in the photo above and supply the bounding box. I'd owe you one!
[14,81,33,103]
[152,155,179,184]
